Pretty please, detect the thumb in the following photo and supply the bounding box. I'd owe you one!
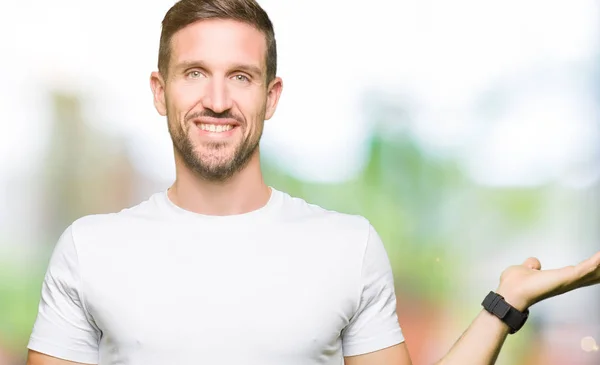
[523,257,542,270]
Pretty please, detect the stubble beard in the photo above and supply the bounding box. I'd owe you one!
[167,110,264,183]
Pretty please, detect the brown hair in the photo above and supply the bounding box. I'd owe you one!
[158,0,277,83]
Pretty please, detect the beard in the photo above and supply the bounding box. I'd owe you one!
[167,108,264,182]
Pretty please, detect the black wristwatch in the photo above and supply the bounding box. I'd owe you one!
[481,291,529,334]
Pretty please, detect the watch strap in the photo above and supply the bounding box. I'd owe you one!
[481,291,529,334]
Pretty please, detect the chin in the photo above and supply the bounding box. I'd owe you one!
[204,158,235,171]
[196,149,236,163]
[193,151,235,167]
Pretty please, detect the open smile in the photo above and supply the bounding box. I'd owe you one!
[192,117,241,138]
[197,123,235,133]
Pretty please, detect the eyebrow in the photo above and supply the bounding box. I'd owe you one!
[174,60,264,78]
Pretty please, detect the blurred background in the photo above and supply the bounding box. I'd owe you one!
[1,0,599,364]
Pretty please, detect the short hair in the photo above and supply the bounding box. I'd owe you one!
[158,0,277,83]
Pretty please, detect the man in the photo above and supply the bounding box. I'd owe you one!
[26,0,600,364]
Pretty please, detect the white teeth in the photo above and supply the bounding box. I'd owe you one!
[199,124,233,132]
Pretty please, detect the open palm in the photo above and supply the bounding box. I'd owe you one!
[497,251,600,311]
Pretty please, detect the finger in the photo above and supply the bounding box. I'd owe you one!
[575,252,600,279]
[523,257,542,270]
[589,251,600,268]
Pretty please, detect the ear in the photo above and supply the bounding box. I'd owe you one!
[150,71,167,116]
[264,76,283,120]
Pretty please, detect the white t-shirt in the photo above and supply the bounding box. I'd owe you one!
[28,187,404,365]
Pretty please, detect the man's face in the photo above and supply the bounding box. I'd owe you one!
[151,19,282,182]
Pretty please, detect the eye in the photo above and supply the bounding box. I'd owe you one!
[232,74,250,83]
[187,70,204,79]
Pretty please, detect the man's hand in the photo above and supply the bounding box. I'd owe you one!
[429,250,600,365]
[496,251,600,311]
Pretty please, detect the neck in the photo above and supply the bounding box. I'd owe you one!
[168,150,271,216]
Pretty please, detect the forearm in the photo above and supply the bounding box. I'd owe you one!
[436,286,529,365]
[432,250,600,365]
[435,309,511,365]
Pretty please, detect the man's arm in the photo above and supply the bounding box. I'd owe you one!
[344,252,600,365]
[27,350,94,365]
[27,225,101,364]
[345,343,412,365]
[436,254,600,364]
[344,309,508,365]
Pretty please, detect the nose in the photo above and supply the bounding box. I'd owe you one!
[200,77,233,113]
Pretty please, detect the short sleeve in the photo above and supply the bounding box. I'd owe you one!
[28,225,100,364]
[341,223,404,356]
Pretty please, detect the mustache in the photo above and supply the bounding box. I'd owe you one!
[185,110,244,124]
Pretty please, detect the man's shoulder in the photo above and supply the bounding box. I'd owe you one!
[70,191,164,238]
[278,189,372,234]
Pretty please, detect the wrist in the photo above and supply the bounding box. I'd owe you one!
[482,291,530,334]
[495,287,530,312]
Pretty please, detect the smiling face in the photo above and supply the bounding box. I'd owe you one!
[151,19,283,182]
